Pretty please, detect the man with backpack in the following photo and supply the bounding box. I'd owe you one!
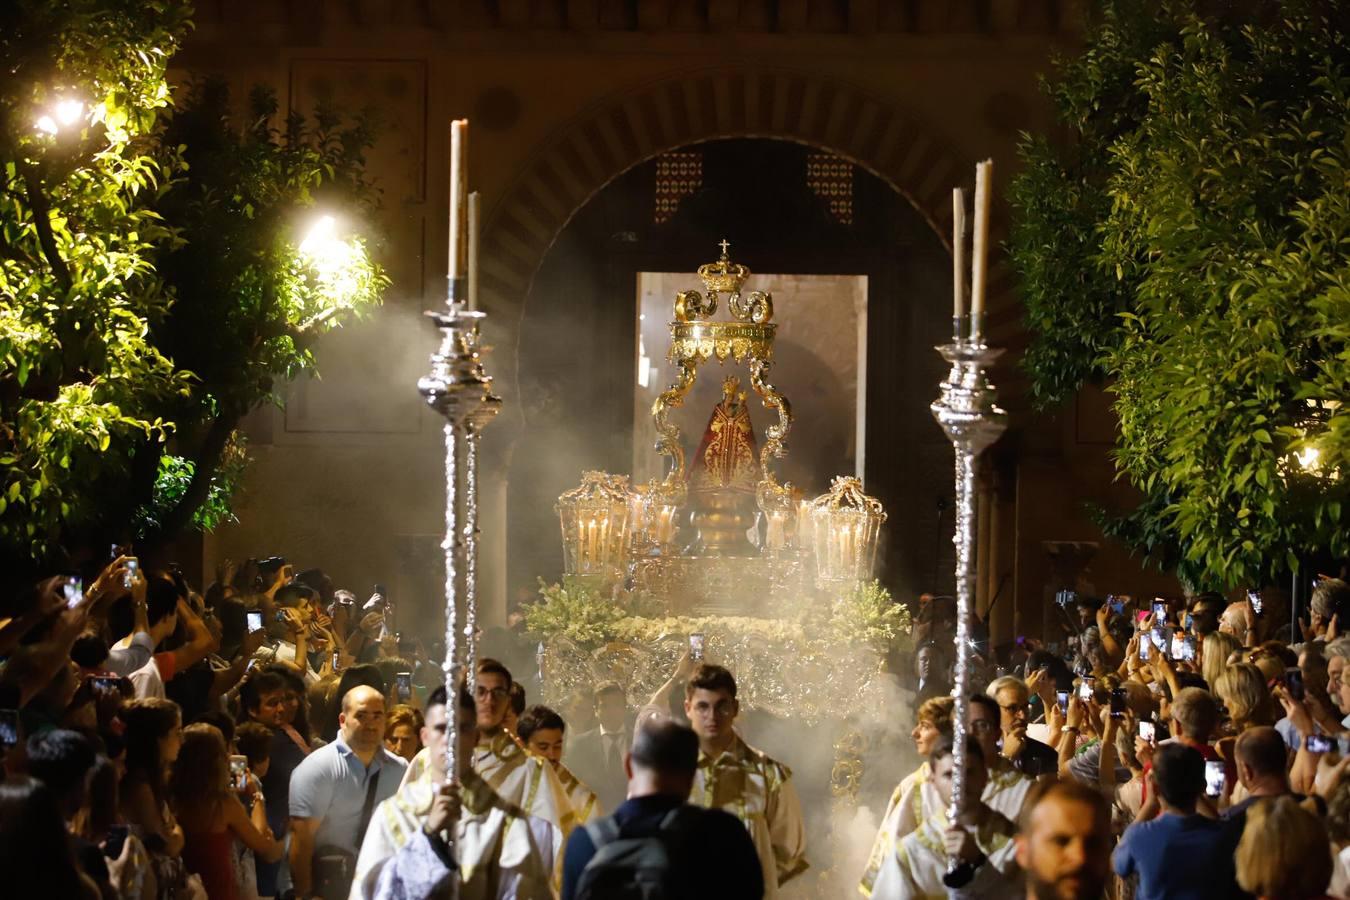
[561,718,764,900]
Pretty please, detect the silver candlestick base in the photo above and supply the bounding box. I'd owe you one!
[931,336,1006,862]
[418,302,502,787]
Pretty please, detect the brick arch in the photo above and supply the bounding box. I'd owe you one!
[477,65,1022,356]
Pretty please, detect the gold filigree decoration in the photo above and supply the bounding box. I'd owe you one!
[750,357,795,512]
[652,358,697,486]
[672,241,774,325]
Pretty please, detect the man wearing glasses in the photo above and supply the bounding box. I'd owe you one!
[684,663,807,899]
[988,675,1059,777]
[398,657,575,871]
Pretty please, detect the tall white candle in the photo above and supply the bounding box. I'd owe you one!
[468,191,480,310]
[952,187,966,327]
[448,120,468,288]
[970,159,992,340]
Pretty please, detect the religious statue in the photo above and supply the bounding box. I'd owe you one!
[687,376,760,555]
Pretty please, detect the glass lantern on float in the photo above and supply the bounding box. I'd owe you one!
[807,476,887,590]
[629,478,685,557]
[556,471,635,579]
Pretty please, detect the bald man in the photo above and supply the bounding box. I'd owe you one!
[289,685,409,898]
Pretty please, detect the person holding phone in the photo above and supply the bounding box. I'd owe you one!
[1112,743,1242,899]
[987,675,1058,777]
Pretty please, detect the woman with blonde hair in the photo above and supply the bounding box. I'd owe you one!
[1216,662,1278,733]
[1202,631,1242,690]
[1236,796,1334,899]
[170,724,283,900]
[383,703,424,762]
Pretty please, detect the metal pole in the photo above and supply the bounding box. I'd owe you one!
[931,332,1007,863]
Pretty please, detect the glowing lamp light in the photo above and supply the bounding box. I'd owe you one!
[34,98,87,135]
[556,471,635,578]
[807,476,887,589]
[299,214,366,306]
[1296,445,1322,472]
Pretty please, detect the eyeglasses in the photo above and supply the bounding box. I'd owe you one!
[999,702,1028,715]
[474,686,508,701]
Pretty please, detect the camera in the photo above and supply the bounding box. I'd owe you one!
[229,755,250,793]
[1247,589,1263,616]
[689,633,705,661]
[246,611,264,633]
[395,672,412,704]
[63,577,83,610]
[124,557,139,590]
[1138,721,1156,743]
[1056,690,1069,715]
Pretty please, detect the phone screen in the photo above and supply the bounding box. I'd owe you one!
[246,611,263,633]
[1248,590,1263,616]
[396,672,412,703]
[64,577,84,609]
[0,709,18,751]
[1077,680,1093,702]
[1152,600,1167,621]
[229,755,249,792]
[689,633,705,661]
[1056,690,1069,714]
[1139,635,1151,660]
[1170,633,1186,661]
[1108,595,1124,615]
[332,650,342,672]
[1307,734,1335,754]
[1138,721,1156,743]
[1204,760,1225,797]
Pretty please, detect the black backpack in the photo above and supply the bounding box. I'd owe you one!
[574,805,702,900]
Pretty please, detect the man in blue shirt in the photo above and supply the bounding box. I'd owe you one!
[289,684,407,900]
[1113,742,1241,900]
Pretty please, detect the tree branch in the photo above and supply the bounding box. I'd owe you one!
[142,411,236,552]
[21,166,72,293]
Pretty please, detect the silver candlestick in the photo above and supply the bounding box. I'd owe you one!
[931,324,1006,858]
[418,303,502,786]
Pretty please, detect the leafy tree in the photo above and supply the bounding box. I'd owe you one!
[0,1,386,581]
[1009,0,1349,587]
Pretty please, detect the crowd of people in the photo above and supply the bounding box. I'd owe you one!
[866,579,1350,899]
[5,548,1350,899]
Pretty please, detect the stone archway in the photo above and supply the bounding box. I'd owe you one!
[476,65,1023,371]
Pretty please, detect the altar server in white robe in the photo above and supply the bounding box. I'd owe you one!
[683,663,808,898]
[861,695,1033,897]
[353,684,558,900]
[870,735,1022,900]
[402,659,576,846]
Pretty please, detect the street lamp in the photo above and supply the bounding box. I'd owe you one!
[34,99,86,136]
[298,214,366,306]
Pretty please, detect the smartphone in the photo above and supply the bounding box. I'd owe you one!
[1152,599,1167,621]
[1286,668,1306,701]
[1170,632,1186,661]
[275,609,286,623]
[1138,721,1156,743]
[332,650,342,672]
[102,823,129,860]
[63,577,84,610]
[1077,679,1093,702]
[689,633,705,662]
[1110,687,1127,718]
[1204,760,1225,797]
[124,557,139,589]
[1107,595,1125,615]
[246,611,263,633]
[1056,690,1069,715]
[1151,626,1169,651]
[1307,734,1335,754]
[245,658,260,674]
[229,754,249,792]
[0,709,18,752]
[1248,589,1263,616]
[1182,635,1197,662]
[395,671,412,704]
[1139,634,1151,660]
[91,676,124,695]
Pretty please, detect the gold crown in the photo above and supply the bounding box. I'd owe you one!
[697,239,750,294]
